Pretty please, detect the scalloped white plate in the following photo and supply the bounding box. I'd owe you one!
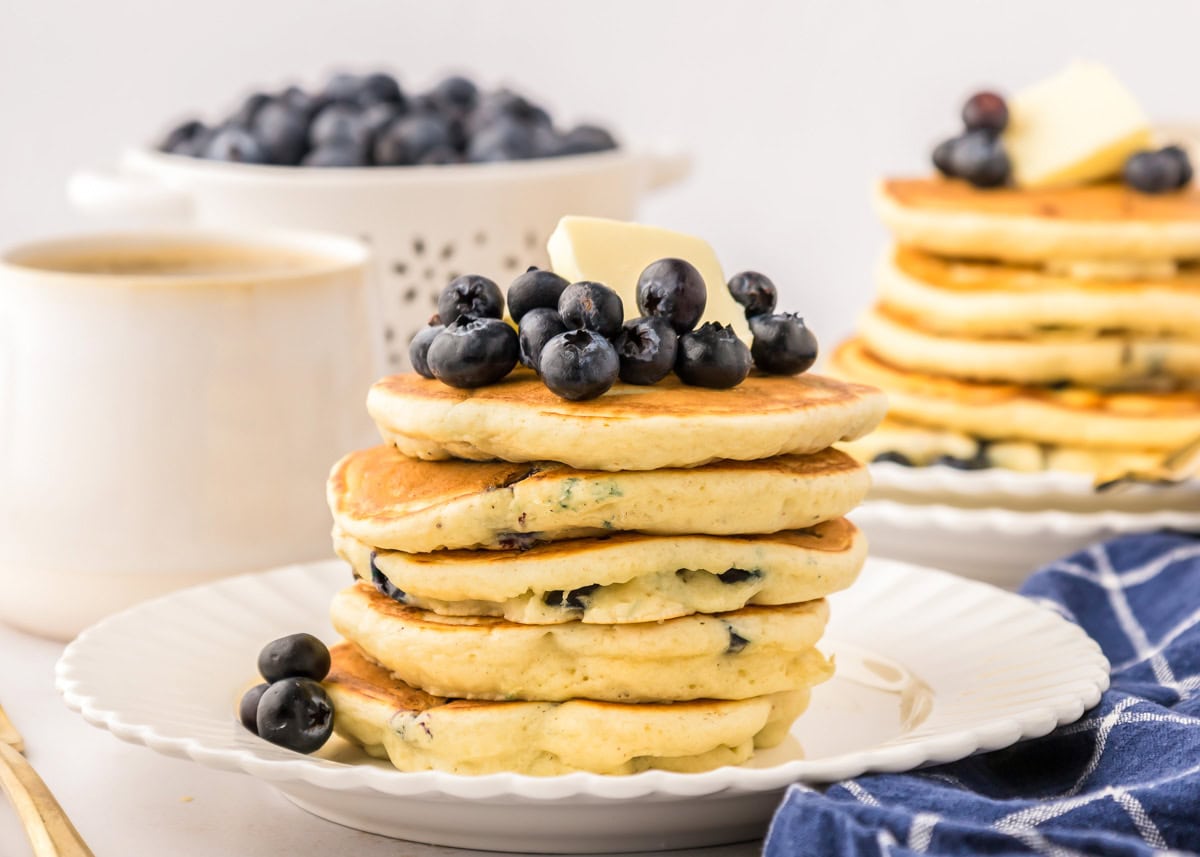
[56,558,1108,854]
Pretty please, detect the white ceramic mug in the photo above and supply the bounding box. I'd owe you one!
[0,230,376,638]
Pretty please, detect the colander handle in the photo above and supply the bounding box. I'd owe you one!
[67,168,194,225]
[641,149,693,191]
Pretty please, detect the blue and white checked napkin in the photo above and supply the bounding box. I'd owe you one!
[766,531,1200,856]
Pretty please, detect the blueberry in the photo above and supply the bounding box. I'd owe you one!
[518,307,568,371]
[543,584,599,610]
[302,141,367,167]
[255,677,334,754]
[615,316,678,385]
[309,103,369,149]
[558,281,624,339]
[948,130,1010,188]
[717,568,761,584]
[431,75,479,115]
[231,92,272,129]
[1163,144,1194,187]
[961,91,1008,133]
[159,119,205,155]
[636,258,707,334]
[539,329,620,401]
[258,632,331,682]
[360,102,403,140]
[675,323,751,388]
[556,124,618,156]
[239,683,270,734]
[934,452,990,471]
[281,85,325,120]
[1124,149,1184,194]
[358,72,404,107]
[409,322,445,378]
[369,553,408,603]
[438,274,504,321]
[201,126,267,164]
[749,313,819,375]
[468,89,550,134]
[467,115,537,162]
[726,271,777,319]
[374,114,451,166]
[932,137,958,177]
[507,267,570,322]
[872,451,914,466]
[323,72,364,104]
[251,100,308,165]
[426,316,519,388]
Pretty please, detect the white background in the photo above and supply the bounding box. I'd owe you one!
[3,0,1198,342]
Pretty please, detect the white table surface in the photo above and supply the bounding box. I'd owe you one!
[0,620,762,857]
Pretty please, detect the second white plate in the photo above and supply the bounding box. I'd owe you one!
[57,557,1109,854]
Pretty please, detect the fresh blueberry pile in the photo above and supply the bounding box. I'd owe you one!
[1123,145,1194,194]
[158,71,617,168]
[410,261,819,401]
[239,633,334,754]
[932,91,1012,188]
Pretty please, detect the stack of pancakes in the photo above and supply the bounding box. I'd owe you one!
[833,178,1200,474]
[322,370,886,775]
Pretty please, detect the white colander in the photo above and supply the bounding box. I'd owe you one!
[69,147,689,371]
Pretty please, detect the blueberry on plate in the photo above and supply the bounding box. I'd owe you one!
[555,124,617,156]
[301,141,368,167]
[1124,149,1184,194]
[201,126,267,164]
[308,103,369,149]
[255,677,334,754]
[322,72,364,104]
[360,102,403,139]
[539,329,620,400]
[507,267,570,322]
[675,322,751,388]
[374,114,451,166]
[409,321,445,378]
[636,258,707,334]
[258,632,332,683]
[251,100,309,166]
[438,274,504,321]
[231,92,272,129]
[426,316,519,388]
[558,281,624,339]
[961,91,1008,133]
[932,137,958,177]
[518,307,568,371]
[159,119,206,155]
[872,451,914,466]
[357,72,404,108]
[466,115,538,162]
[749,313,819,375]
[615,316,678,385]
[726,271,777,319]
[948,130,1010,188]
[239,682,270,734]
[1162,144,1194,186]
[431,75,479,115]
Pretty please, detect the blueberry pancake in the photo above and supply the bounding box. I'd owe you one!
[333,518,866,625]
[876,178,1200,264]
[328,444,870,553]
[323,643,810,775]
[366,370,886,472]
[330,582,832,702]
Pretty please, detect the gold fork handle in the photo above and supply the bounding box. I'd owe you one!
[0,742,94,857]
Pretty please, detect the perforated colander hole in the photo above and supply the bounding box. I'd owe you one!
[503,255,520,271]
[392,261,408,275]
[524,230,539,249]
[440,243,455,261]
[402,287,418,304]
[413,237,426,256]
[474,231,487,246]
[384,326,395,342]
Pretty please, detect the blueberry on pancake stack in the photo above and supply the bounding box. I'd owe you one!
[832,62,1200,476]
[320,218,887,776]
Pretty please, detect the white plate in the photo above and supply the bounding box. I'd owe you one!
[57,558,1108,854]
[853,499,1200,591]
[869,461,1200,512]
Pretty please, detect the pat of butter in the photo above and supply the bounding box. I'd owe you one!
[547,216,751,341]
[1004,61,1152,188]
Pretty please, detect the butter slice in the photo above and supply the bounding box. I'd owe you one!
[1004,61,1152,188]
[547,216,751,341]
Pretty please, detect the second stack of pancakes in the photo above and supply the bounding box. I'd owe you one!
[323,369,885,775]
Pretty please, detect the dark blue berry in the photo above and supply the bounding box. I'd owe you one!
[438,274,504,321]
[1163,145,1194,187]
[426,316,519,388]
[934,451,990,471]
[252,100,308,166]
[358,72,404,107]
[201,126,267,164]
[431,75,479,115]
[749,313,818,375]
[309,103,369,149]
[539,329,620,400]
[322,72,364,104]
[949,131,1010,188]
[675,323,751,388]
[409,322,445,378]
[258,632,331,683]
[467,116,537,162]
[717,568,761,584]
[159,119,205,155]
[239,683,269,734]
[1124,149,1184,194]
[615,316,678,385]
[518,307,568,371]
[374,115,451,166]
[555,124,617,156]
[507,267,570,322]
[361,102,403,140]
[231,92,272,129]
[636,258,707,334]
[932,137,958,177]
[369,552,408,603]
[543,584,599,610]
[558,282,624,339]
[726,271,777,319]
[301,141,367,167]
[872,451,914,466]
[256,677,334,754]
[962,91,1008,133]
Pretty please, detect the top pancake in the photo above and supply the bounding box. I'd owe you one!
[367,369,886,471]
[876,177,1200,263]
